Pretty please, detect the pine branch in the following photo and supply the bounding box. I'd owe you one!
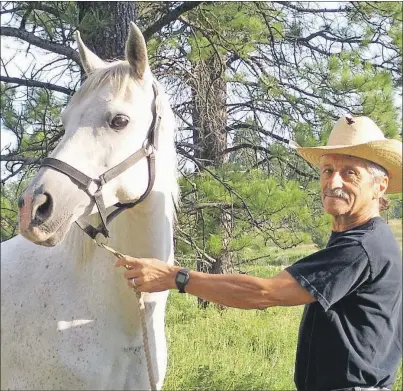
[274,2,350,13]
[1,26,80,63]
[0,75,74,95]
[0,6,21,15]
[176,226,216,266]
[227,123,292,145]
[223,143,271,155]
[183,202,234,210]
[143,1,203,41]
[0,155,40,164]
[29,2,61,17]
[0,3,61,17]
[295,30,367,45]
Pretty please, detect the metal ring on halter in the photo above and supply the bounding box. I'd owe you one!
[142,139,154,156]
[94,232,108,246]
[87,179,102,196]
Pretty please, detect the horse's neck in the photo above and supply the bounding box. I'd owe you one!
[108,191,175,262]
[62,192,174,267]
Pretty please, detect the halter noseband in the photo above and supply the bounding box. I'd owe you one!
[40,81,162,243]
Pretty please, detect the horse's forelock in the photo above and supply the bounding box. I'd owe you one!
[71,61,138,105]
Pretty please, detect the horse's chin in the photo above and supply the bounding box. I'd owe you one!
[35,228,68,247]
[20,217,73,247]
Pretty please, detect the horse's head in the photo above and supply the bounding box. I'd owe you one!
[18,23,162,246]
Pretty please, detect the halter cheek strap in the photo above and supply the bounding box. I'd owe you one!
[40,81,161,242]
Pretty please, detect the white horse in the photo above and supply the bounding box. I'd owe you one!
[1,22,178,390]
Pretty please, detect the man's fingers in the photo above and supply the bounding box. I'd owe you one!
[123,268,141,280]
[126,276,145,288]
[115,256,140,268]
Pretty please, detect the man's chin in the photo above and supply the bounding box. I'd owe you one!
[325,207,350,217]
[323,203,349,217]
[323,198,350,216]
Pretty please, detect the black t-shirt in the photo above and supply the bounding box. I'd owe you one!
[286,217,402,391]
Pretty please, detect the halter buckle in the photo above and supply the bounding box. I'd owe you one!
[94,232,108,246]
[142,139,154,157]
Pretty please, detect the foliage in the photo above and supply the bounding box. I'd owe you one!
[0,174,34,241]
[0,182,18,241]
[386,193,403,219]
[1,2,402,273]
[176,167,331,270]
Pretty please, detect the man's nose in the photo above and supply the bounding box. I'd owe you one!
[328,171,344,189]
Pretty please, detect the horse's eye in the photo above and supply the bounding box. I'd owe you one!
[110,115,129,130]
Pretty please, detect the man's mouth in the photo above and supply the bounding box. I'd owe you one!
[325,195,346,199]
[323,189,349,201]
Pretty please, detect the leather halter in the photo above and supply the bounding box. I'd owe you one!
[40,81,161,243]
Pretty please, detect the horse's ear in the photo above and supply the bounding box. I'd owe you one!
[125,22,149,79]
[75,31,105,75]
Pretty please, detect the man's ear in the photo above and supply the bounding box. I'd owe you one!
[374,175,389,198]
[75,31,105,75]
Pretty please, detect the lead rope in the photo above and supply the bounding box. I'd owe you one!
[98,242,157,391]
[136,290,157,391]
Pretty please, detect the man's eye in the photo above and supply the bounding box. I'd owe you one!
[110,115,129,130]
[322,168,332,175]
[346,170,356,176]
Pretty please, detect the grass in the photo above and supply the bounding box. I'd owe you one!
[164,219,402,390]
[164,278,301,390]
[389,218,402,248]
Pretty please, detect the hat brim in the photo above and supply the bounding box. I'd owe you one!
[297,140,402,194]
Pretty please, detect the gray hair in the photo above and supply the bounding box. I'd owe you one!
[365,160,390,211]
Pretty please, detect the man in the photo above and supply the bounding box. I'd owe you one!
[116,116,402,391]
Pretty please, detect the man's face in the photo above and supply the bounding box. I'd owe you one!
[319,154,387,217]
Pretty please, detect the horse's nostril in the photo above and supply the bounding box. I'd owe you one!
[33,192,53,223]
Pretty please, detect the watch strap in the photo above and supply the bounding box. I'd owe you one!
[175,268,190,293]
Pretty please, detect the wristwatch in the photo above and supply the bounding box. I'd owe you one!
[175,268,190,293]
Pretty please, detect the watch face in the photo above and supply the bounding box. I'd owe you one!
[177,274,187,283]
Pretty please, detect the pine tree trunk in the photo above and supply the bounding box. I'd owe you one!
[191,53,233,307]
[77,2,137,60]
[192,55,228,167]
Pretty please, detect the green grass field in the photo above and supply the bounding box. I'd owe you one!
[163,219,402,390]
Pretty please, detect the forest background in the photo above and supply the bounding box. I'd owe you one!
[1,2,402,389]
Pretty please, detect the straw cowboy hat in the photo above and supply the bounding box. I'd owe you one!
[297,116,402,193]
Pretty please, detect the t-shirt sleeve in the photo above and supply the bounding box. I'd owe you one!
[285,239,370,311]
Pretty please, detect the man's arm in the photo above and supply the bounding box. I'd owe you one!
[115,257,316,310]
[183,269,316,309]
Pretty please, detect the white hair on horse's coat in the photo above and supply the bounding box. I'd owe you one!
[70,61,136,105]
[62,61,179,264]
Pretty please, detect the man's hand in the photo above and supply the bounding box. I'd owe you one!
[115,256,179,292]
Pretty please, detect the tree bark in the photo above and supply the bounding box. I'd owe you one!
[192,54,228,167]
[77,2,137,60]
[191,52,233,307]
